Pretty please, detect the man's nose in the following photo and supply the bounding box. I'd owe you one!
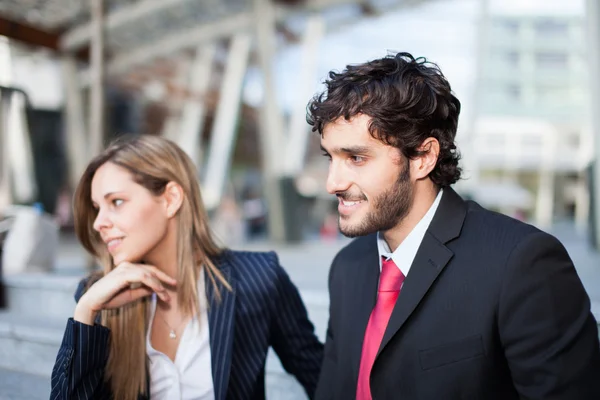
[326,162,350,194]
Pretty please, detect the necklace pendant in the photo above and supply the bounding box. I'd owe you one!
[169,330,177,339]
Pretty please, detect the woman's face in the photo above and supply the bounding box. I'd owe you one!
[91,162,170,266]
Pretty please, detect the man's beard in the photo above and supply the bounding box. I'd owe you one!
[338,161,413,238]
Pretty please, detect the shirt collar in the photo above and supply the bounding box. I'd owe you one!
[377,188,444,276]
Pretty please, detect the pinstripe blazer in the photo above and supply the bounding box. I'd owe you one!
[50,250,324,400]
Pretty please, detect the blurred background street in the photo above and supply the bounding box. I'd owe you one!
[1,0,600,399]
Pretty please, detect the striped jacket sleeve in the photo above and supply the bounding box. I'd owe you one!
[50,318,111,400]
[50,277,111,400]
[268,254,324,399]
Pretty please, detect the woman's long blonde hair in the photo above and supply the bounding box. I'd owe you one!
[73,135,230,400]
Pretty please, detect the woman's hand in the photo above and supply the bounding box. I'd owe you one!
[74,262,177,325]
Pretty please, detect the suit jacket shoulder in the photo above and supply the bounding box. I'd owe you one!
[217,249,283,286]
[460,200,558,260]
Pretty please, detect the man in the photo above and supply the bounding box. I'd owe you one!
[308,52,600,400]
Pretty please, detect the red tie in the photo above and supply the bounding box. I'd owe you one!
[356,257,405,400]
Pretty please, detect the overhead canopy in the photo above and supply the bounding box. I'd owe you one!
[0,0,431,79]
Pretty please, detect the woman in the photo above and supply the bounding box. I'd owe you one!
[50,135,323,400]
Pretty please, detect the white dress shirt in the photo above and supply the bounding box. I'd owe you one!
[146,270,215,400]
[377,189,443,278]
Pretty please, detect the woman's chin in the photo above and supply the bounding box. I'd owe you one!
[112,253,142,266]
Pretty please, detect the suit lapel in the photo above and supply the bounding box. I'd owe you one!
[378,187,467,355]
[347,235,380,382]
[206,255,236,400]
[378,232,453,353]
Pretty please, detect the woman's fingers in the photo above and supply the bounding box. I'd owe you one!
[84,262,175,311]
[143,266,177,287]
[129,269,171,302]
[103,287,154,309]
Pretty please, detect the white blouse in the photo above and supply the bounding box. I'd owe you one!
[146,270,214,400]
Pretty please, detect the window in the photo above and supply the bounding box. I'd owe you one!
[537,85,568,103]
[504,51,520,67]
[506,84,522,101]
[496,19,520,36]
[535,52,568,70]
[534,20,568,39]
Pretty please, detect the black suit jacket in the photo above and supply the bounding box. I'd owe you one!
[316,187,600,400]
[50,250,323,400]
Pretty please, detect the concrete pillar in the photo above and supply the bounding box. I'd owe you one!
[177,44,216,168]
[61,56,88,189]
[253,0,286,242]
[201,34,251,210]
[7,92,36,203]
[0,92,10,211]
[575,173,590,232]
[161,58,192,141]
[535,131,557,229]
[461,0,489,194]
[89,0,105,157]
[503,132,520,184]
[283,14,324,176]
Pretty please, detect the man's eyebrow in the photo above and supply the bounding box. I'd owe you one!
[321,145,372,154]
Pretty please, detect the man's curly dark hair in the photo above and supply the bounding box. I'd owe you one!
[307,52,462,187]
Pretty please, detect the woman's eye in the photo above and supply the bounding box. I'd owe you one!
[112,199,124,207]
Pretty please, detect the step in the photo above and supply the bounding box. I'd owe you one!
[0,367,50,400]
[0,285,328,379]
[0,311,65,376]
[0,311,308,400]
[1,271,329,335]
[2,273,81,321]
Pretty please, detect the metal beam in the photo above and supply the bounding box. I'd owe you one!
[103,12,253,76]
[76,0,371,81]
[60,0,196,51]
[61,0,364,52]
[0,16,59,50]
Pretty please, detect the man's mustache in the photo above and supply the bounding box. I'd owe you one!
[336,192,368,202]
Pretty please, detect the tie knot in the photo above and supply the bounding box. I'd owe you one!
[380,257,405,292]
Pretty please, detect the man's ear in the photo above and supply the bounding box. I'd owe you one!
[163,182,184,218]
[412,137,440,180]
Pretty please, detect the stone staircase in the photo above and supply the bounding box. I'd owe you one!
[0,256,329,399]
[0,273,80,377]
[2,226,599,399]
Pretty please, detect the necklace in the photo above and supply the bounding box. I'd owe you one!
[156,312,189,340]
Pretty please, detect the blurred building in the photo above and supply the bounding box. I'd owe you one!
[472,12,592,229]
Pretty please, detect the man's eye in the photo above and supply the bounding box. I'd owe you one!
[321,152,332,160]
[351,155,365,163]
